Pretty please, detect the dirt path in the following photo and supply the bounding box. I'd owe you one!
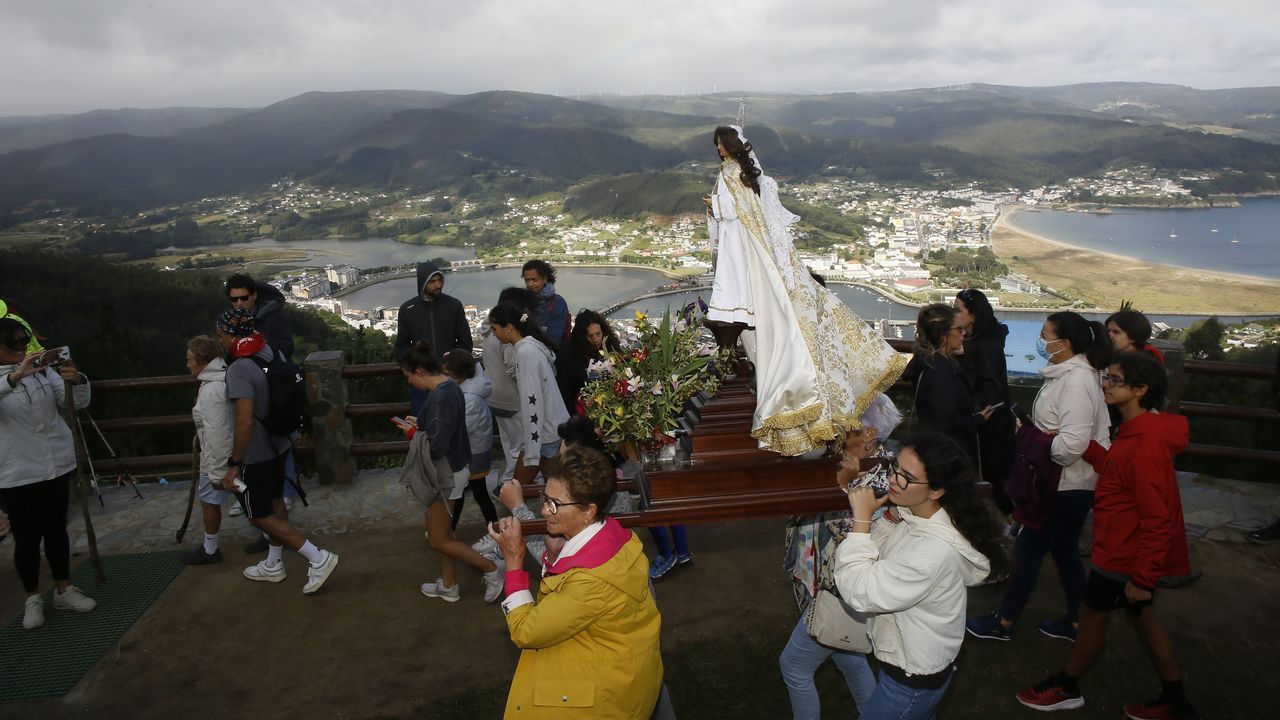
[3,509,1278,719]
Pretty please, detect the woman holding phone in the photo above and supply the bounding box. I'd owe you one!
[0,318,95,629]
[901,304,996,458]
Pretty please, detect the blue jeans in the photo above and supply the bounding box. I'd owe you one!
[998,489,1094,623]
[779,617,875,718]
[649,525,689,558]
[858,668,952,720]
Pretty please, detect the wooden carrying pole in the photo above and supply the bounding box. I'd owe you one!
[63,378,105,583]
[176,435,199,544]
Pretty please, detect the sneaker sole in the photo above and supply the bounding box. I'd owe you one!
[421,587,461,603]
[1017,695,1085,711]
[243,568,288,583]
[303,554,339,595]
[1038,624,1077,642]
[965,626,1011,641]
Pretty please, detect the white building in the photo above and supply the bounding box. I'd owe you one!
[325,264,361,286]
[995,273,1041,295]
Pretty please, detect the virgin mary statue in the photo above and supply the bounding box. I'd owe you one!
[705,125,906,456]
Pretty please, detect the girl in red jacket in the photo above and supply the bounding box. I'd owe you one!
[1017,351,1198,720]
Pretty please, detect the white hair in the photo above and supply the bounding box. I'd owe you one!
[859,393,902,438]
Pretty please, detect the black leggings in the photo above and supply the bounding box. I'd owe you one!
[451,479,498,530]
[0,473,73,593]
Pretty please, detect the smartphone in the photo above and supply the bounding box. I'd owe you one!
[33,346,70,367]
[1011,402,1033,427]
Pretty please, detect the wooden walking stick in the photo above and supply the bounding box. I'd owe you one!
[62,374,105,583]
[176,435,199,544]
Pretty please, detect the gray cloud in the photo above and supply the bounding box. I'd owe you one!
[0,0,1276,115]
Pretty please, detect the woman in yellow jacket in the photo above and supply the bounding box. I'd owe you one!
[490,446,663,719]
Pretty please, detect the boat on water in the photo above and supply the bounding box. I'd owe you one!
[1169,229,1178,238]
[1211,225,1220,233]
[1231,235,1240,244]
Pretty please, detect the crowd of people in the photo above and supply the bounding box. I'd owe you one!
[0,126,1242,720]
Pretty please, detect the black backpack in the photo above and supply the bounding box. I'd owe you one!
[250,353,308,436]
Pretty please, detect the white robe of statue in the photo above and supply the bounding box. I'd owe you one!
[706,149,906,456]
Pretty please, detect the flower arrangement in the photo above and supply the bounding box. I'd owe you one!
[582,302,729,453]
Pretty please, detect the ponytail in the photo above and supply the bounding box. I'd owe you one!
[1047,311,1111,371]
[488,301,557,352]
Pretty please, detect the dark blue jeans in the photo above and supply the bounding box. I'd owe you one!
[998,489,1094,624]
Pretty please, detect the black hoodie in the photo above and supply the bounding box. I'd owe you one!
[394,261,472,361]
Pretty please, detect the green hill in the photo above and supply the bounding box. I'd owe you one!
[564,172,709,218]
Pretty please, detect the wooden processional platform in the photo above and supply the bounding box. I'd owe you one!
[518,378,855,535]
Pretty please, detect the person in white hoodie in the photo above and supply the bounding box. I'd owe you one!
[968,311,1111,643]
[0,317,95,630]
[486,301,570,484]
[834,431,1006,720]
[444,349,499,530]
[180,336,236,565]
[482,287,537,484]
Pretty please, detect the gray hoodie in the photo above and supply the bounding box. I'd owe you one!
[512,336,569,466]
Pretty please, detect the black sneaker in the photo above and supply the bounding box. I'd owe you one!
[1156,570,1202,589]
[181,547,224,565]
[243,535,270,554]
[1247,519,1280,545]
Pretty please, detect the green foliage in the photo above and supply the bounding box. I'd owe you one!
[0,248,399,461]
[565,173,708,218]
[1181,317,1226,360]
[273,205,371,240]
[76,218,253,258]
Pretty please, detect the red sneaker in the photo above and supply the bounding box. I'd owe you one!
[1124,699,1199,720]
[1016,675,1085,711]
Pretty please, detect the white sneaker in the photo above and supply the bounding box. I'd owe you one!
[483,558,506,604]
[471,535,497,556]
[53,585,97,613]
[420,579,461,603]
[243,559,288,583]
[228,503,245,517]
[23,595,44,629]
[284,496,294,511]
[302,550,339,595]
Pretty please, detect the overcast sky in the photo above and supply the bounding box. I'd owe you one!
[2,0,1277,116]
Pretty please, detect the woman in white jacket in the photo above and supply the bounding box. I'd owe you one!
[967,311,1111,643]
[486,301,569,484]
[834,431,1006,720]
[0,317,95,630]
[180,335,235,566]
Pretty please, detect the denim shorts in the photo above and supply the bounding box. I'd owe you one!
[539,441,562,459]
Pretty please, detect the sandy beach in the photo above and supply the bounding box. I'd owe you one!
[993,206,1280,314]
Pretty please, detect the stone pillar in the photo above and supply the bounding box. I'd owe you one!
[305,351,356,485]
[1152,338,1187,411]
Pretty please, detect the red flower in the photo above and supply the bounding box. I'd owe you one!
[613,378,632,397]
[630,349,649,362]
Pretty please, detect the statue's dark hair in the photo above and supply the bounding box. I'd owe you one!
[714,126,761,195]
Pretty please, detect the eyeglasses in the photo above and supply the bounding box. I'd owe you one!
[2,335,30,350]
[889,460,931,492]
[539,491,586,515]
[228,294,253,304]
[1102,374,1129,387]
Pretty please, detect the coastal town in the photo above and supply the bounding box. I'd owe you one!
[201,165,1206,336]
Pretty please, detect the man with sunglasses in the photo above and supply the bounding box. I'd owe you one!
[224,274,294,361]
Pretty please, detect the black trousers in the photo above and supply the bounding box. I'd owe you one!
[0,472,73,593]
[451,479,499,530]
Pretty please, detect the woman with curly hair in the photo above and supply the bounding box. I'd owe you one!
[832,430,1006,720]
[703,125,904,457]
